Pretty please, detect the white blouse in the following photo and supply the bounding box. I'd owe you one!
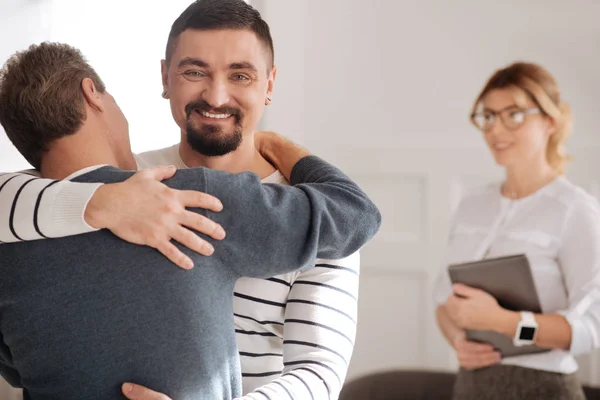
[434,177,600,374]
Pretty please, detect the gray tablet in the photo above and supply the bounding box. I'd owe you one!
[448,254,549,358]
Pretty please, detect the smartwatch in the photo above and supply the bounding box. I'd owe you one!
[513,311,538,347]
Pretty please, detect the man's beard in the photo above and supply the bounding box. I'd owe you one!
[184,100,243,157]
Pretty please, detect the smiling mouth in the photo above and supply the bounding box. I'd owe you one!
[493,143,513,151]
[195,110,233,120]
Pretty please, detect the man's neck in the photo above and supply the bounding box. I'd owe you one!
[40,130,135,180]
[179,133,276,178]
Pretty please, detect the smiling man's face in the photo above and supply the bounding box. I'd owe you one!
[163,28,276,156]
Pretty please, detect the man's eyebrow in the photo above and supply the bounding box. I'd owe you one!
[178,57,209,69]
[229,62,258,72]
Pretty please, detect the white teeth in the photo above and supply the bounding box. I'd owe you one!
[200,111,232,119]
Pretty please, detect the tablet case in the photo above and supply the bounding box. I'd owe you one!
[448,254,549,358]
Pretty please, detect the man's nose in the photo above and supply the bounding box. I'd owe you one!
[201,79,230,108]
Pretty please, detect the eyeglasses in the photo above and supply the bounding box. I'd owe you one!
[471,106,541,132]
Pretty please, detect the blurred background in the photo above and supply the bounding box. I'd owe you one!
[1,0,600,397]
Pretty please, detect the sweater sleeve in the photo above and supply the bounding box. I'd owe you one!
[204,156,381,278]
[0,172,101,243]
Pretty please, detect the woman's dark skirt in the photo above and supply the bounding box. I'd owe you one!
[452,365,586,400]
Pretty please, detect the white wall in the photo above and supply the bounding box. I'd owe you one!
[252,0,305,143]
[259,0,600,150]
[0,0,195,172]
[0,0,53,171]
[49,0,197,154]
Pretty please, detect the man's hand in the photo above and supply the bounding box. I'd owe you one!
[122,383,172,400]
[253,130,274,157]
[453,331,502,370]
[85,165,226,270]
[254,131,310,181]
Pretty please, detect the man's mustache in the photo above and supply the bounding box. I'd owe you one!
[185,100,242,122]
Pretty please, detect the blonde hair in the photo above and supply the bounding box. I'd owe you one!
[471,62,572,174]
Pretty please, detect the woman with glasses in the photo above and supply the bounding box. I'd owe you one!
[433,62,600,400]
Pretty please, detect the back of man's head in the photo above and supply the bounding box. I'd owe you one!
[166,0,274,70]
[0,42,106,169]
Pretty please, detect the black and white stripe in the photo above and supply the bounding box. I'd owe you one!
[33,180,60,238]
[9,177,39,241]
[235,252,360,400]
[0,171,101,242]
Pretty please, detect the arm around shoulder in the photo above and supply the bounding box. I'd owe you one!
[206,156,381,278]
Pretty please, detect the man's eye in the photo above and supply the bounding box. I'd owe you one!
[233,74,249,81]
[185,71,204,77]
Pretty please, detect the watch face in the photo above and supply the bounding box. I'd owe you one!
[519,326,536,341]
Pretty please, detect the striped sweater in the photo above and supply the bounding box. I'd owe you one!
[0,144,360,400]
[234,170,359,400]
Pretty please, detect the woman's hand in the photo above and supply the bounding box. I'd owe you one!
[445,283,507,331]
[452,331,502,370]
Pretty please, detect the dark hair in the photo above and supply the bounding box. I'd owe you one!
[0,42,105,169]
[166,0,274,71]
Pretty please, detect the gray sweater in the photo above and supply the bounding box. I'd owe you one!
[0,156,380,400]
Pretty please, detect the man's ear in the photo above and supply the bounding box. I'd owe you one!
[81,78,104,112]
[161,60,169,98]
[265,66,277,105]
